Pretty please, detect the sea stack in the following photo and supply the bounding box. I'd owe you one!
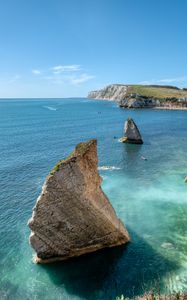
[28,139,130,263]
[119,118,143,144]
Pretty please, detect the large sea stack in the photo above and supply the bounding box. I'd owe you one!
[28,139,130,263]
[119,118,143,144]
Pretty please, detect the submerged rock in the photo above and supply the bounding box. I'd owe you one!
[28,139,130,263]
[119,118,143,144]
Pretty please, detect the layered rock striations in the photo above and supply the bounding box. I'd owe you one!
[28,140,130,263]
[119,118,143,144]
[88,84,128,101]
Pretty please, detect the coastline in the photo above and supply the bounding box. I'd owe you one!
[89,97,187,110]
[154,106,187,110]
[88,84,187,110]
[88,97,115,102]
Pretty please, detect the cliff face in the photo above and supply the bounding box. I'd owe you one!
[28,140,130,263]
[119,94,160,108]
[88,84,187,109]
[88,84,128,101]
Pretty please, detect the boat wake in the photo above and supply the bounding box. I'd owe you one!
[43,106,57,111]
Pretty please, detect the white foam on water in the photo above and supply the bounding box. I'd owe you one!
[161,242,175,250]
[98,166,121,171]
[43,106,57,111]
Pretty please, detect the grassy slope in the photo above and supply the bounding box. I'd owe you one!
[127,85,187,100]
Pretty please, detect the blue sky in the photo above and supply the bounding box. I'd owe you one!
[0,0,187,97]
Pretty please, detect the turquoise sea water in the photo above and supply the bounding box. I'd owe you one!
[0,98,187,300]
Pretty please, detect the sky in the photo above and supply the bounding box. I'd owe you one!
[0,0,187,98]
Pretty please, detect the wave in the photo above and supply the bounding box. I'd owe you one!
[43,106,57,111]
[161,242,175,249]
[98,166,121,171]
[101,175,108,180]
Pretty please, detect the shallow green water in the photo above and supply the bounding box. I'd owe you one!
[0,98,187,299]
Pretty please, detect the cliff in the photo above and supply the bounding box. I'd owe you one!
[88,84,128,101]
[88,84,187,109]
[28,139,130,263]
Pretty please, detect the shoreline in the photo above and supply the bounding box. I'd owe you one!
[154,106,187,110]
[89,98,187,110]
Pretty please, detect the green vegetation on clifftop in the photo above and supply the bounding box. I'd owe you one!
[48,140,96,177]
[128,85,187,100]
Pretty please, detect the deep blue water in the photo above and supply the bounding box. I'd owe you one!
[0,98,187,300]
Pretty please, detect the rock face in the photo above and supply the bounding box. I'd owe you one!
[88,84,128,101]
[88,84,160,107]
[119,95,160,108]
[28,139,130,263]
[88,84,187,109]
[120,118,143,144]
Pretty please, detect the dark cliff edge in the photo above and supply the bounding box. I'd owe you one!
[88,84,187,109]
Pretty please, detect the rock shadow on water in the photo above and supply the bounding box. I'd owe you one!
[39,229,179,300]
[123,143,142,157]
[121,143,144,168]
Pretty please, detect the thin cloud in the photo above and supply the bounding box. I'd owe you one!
[8,74,20,83]
[46,73,95,86]
[69,73,95,85]
[31,64,95,86]
[32,69,41,75]
[139,80,153,85]
[139,76,187,85]
[52,65,81,74]
[158,76,187,83]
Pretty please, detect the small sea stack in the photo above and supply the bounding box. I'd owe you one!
[119,118,143,144]
[28,139,130,263]
[184,176,187,183]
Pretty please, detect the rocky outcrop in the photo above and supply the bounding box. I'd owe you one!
[119,94,160,108]
[88,84,187,109]
[88,84,160,107]
[119,118,143,144]
[88,85,160,108]
[28,140,130,263]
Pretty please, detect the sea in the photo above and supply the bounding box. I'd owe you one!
[0,98,187,300]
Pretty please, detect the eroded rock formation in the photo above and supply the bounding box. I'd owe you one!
[88,84,187,109]
[119,118,143,144]
[119,95,160,108]
[28,139,130,263]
